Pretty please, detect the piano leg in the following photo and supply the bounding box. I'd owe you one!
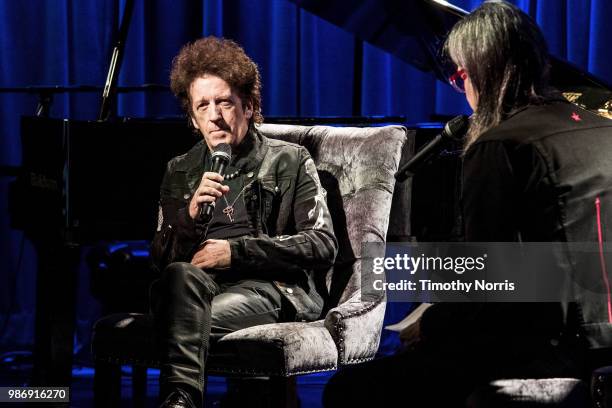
[31,240,80,387]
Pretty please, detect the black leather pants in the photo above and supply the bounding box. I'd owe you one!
[150,262,283,402]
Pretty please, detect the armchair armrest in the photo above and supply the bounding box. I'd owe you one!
[324,292,386,365]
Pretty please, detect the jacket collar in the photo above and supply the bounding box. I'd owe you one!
[179,127,268,193]
[231,127,267,173]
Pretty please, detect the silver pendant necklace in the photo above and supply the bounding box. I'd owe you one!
[224,168,241,180]
[222,179,254,223]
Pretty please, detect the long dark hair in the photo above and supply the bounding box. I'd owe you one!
[444,1,552,149]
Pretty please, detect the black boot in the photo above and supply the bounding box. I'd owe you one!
[159,386,197,408]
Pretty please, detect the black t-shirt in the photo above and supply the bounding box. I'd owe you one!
[204,162,255,240]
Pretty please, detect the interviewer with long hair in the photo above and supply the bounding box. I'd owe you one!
[324,2,612,406]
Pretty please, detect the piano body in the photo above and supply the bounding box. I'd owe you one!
[10,0,612,386]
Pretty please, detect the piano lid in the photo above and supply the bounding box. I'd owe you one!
[291,0,612,119]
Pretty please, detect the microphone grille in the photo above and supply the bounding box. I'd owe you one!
[444,115,469,140]
[212,143,232,161]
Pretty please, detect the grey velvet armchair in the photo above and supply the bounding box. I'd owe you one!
[91,123,413,407]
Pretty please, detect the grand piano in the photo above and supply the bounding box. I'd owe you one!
[9,0,612,387]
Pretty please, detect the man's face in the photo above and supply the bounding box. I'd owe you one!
[189,74,252,150]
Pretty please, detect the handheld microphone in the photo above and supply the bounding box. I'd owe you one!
[394,115,469,182]
[199,143,232,223]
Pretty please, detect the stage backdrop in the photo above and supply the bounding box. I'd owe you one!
[1,0,611,350]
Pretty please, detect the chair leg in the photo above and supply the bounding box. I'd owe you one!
[132,365,147,408]
[269,376,299,408]
[221,377,299,408]
[203,373,209,404]
[94,360,121,408]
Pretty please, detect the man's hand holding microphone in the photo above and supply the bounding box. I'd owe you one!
[188,143,232,269]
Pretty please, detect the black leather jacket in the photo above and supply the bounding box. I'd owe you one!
[422,100,612,365]
[151,129,338,321]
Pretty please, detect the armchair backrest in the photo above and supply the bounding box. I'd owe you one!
[257,124,410,310]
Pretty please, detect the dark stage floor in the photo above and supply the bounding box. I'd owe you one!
[0,360,332,407]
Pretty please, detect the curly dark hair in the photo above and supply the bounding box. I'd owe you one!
[170,36,263,126]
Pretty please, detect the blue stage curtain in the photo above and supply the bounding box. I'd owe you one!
[1,0,611,349]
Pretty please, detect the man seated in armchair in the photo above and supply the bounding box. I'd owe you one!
[151,36,338,408]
